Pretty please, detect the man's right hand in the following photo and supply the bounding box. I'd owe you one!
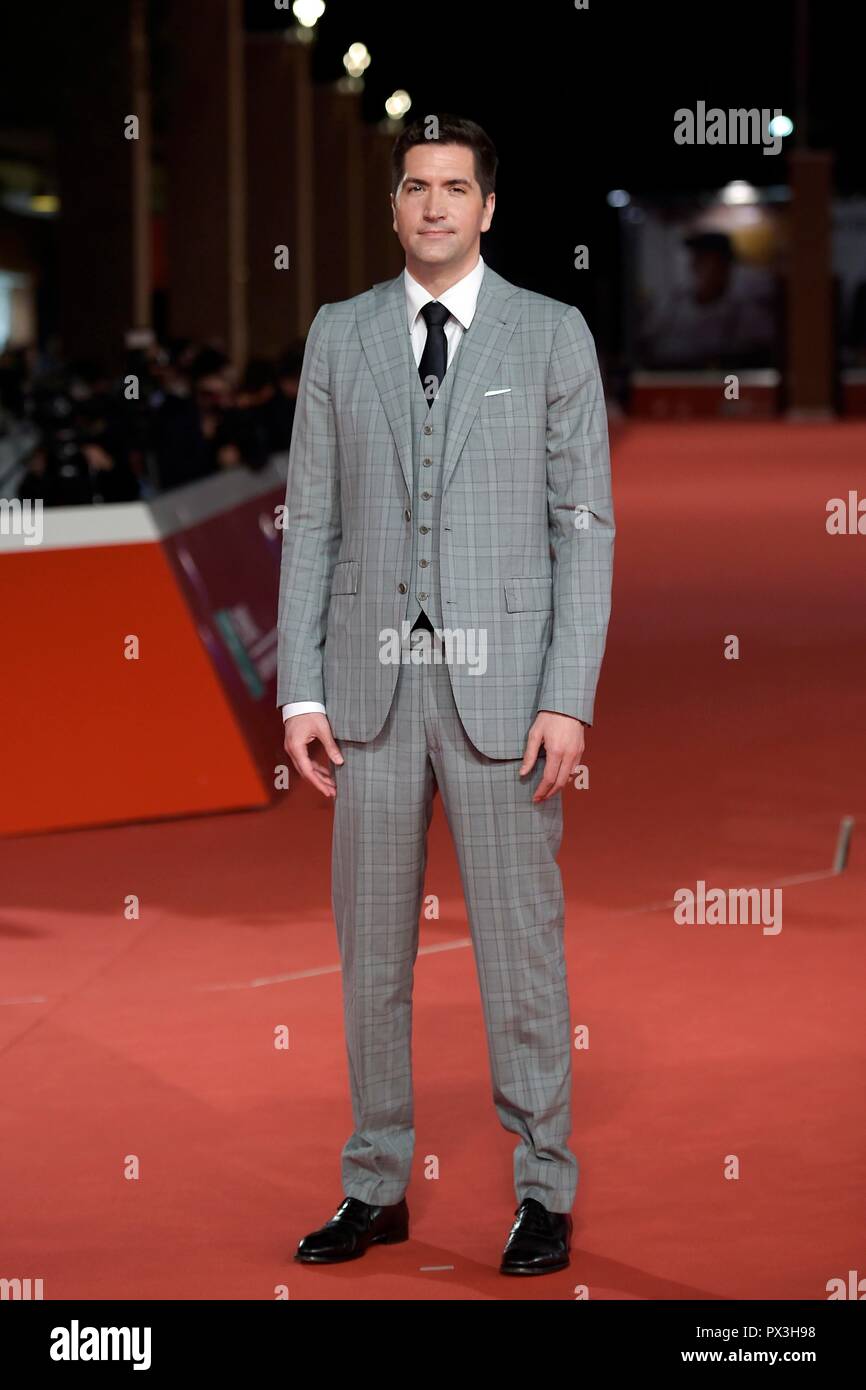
[283,712,344,799]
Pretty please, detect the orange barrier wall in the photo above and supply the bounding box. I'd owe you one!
[1,535,270,836]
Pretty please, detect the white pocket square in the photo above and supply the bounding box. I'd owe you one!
[484,387,511,396]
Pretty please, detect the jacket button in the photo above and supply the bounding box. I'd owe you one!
[398,582,407,593]
[404,509,411,520]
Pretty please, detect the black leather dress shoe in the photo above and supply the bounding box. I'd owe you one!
[294,1196,409,1264]
[499,1197,573,1275]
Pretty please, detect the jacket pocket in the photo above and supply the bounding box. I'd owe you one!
[330,560,359,595]
[504,575,553,613]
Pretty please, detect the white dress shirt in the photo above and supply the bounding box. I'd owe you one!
[282,255,486,723]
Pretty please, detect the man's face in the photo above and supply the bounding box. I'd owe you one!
[391,142,494,272]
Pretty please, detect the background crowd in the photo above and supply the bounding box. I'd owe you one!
[0,337,304,507]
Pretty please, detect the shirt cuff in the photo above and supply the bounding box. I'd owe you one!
[282,701,326,722]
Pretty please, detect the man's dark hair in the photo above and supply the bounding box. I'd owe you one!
[391,114,498,203]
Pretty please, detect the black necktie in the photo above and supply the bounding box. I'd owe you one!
[418,301,450,403]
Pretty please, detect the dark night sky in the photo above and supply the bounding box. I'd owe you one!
[251,0,858,314]
[0,0,858,346]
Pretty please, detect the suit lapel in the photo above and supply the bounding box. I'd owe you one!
[439,266,521,494]
[357,275,415,498]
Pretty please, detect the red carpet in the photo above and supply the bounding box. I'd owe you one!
[1,421,864,1300]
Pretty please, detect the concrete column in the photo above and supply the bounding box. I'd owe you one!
[244,33,315,352]
[363,124,404,289]
[313,85,365,305]
[56,0,151,368]
[786,149,834,417]
[164,0,247,366]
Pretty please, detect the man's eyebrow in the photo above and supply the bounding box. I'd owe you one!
[402,176,473,187]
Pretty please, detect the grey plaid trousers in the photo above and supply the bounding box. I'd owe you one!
[332,632,578,1214]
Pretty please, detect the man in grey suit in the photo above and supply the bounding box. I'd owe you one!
[278,114,614,1275]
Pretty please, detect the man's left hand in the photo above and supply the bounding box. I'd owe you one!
[519,711,586,802]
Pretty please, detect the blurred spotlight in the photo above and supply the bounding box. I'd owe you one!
[720,180,759,205]
[768,114,794,138]
[343,42,371,79]
[292,0,325,28]
[607,190,631,208]
[385,90,412,119]
[30,192,60,215]
[0,189,59,219]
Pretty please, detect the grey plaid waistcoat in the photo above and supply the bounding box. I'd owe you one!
[404,325,465,633]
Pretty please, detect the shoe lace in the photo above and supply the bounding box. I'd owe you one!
[332,1197,370,1228]
[509,1200,554,1238]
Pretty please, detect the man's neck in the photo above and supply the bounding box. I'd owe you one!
[405,248,480,299]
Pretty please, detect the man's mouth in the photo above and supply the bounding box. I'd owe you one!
[419,230,452,236]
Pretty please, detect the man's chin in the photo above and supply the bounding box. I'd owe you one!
[415,235,458,257]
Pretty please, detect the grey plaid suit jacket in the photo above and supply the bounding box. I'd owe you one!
[276,263,614,759]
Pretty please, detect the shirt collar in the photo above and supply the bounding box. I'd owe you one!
[404,254,485,334]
